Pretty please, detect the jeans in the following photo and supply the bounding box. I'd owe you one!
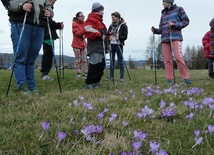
[110,44,124,79]
[10,22,44,90]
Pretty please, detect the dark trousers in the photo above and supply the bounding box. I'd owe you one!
[41,43,53,75]
[207,58,214,77]
[85,58,105,84]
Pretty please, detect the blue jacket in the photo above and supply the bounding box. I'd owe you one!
[155,4,189,43]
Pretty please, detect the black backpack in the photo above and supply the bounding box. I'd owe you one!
[1,0,10,10]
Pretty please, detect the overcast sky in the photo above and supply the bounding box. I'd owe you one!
[0,0,214,60]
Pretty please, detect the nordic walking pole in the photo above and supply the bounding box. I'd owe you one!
[109,45,115,86]
[59,30,62,78]
[103,40,110,90]
[47,18,62,93]
[61,29,64,79]
[153,33,157,85]
[169,27,176,85]
[117,44,131,81]
[6,12,28,97]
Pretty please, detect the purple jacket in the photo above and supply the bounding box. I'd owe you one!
[154,4,189,43]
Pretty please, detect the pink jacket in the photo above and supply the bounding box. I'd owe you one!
[202,31,214,58]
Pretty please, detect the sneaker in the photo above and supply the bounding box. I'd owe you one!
[94,83,102,88]
[85,84,95,89]
[76,74,81,79]
[82,74,87,79]
[106,77,113,81]
[19,83,32,95]
[41,75,54,81]
[167,79,173,84]
[119,79,124,82]
[31,89,42,95]
[184,79,191,84]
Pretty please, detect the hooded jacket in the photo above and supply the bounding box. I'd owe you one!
[154,4,189,43]
[72,19,86,49]
[8,0,53,27]
[84,12,108,56]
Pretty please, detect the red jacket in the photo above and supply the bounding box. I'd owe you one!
[202,31,214,58]
[71,20,86,49]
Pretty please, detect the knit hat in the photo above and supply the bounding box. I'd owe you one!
[92,2,104,12]
[163,0,174,4]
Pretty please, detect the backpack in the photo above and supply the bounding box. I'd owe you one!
[1,0,10,10]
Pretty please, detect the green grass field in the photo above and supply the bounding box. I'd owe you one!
[0,69,214,155]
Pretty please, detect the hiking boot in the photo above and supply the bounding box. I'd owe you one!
[82,74,87,79]
[167,79,173,85]
[41,75,54,81]
[19,83,32,95]
[85,84,95,89]
[184,79,191,84]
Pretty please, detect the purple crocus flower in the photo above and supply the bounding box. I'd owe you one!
[79,96,84,100]
[194,130,200,138]
[109,153,115,155]
[208,125,214,135]
[73,100,78,106]
[124,97,128,101]
[109,113,117,122]
[133,130,147,141]
[97,112,104,119]
[132,141,142,151]
[96,125,103,133]
[103,108,109,113]
[122,121,128,127]
[120,151,127,155]
[42,122,50,132]
[186,112,194,121]
[156,149,169,155]
[56,131,66,148]
[192,137,203,148]
[132,94,136,99]
[149,141,160,154]
[162,108,176,117]
[160,100,166,109]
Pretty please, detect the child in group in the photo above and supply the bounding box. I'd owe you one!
[202,30,214,78]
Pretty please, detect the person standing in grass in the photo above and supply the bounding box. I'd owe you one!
[8,0,53,94]
[84,2,109,89]
[151,0,191,84]
[209,18,214,56]
[202,30,214,78]
[41,0,64,81]
[108,11,128,82]
[71,11,88,79]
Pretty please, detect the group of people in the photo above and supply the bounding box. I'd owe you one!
[3,0,214,94]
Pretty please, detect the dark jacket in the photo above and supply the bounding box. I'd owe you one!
[44,18,62,40]
[8,0,53,27]
[84,12,109,56]
[108,22,128,46]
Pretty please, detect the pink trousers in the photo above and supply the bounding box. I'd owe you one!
[162,41,189,80]
[73,48,87,75]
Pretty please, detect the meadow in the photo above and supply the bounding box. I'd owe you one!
[0,69,214,155]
